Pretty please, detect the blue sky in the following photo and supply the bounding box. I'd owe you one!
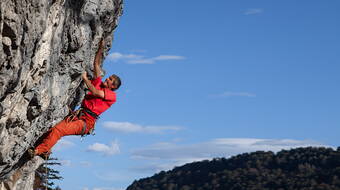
[52,0,340,189]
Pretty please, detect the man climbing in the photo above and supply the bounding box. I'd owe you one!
[29,39,121,159]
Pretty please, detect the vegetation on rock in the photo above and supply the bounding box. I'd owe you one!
[34,157,63,190]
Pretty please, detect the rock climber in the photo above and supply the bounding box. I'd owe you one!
[28,39,121,159]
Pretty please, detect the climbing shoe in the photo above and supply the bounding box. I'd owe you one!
[27,148,50,160]
[27,148,36,159]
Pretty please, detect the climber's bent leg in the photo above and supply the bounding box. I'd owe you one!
[35,118,85,155]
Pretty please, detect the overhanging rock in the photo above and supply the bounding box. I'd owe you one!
[0,0,123,187]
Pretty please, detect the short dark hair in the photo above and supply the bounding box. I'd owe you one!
[111,74,121,91]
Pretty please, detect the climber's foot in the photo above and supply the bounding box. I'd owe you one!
[27,148,50,160]
[27,148,36,159]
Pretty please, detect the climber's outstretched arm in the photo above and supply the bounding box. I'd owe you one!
[82,71,105,98]
[93,39,105,78]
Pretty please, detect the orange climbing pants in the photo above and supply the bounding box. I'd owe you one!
[35,114,95,155]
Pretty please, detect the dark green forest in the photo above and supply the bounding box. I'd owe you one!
[127,147,340,190]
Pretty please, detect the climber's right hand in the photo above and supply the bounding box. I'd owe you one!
[82,71,88,81]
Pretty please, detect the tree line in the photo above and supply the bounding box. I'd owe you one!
[127,147,340,190]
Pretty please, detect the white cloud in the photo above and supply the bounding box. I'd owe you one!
[107,52,143,60]
[244,8,263,15]
[131,138,327,172]
[54,139,75,151]
[151,55,185,61]
[127,58,153,64]
[60,159,72,167]
[213,91,256,98]
[107,52,185,64]
[103,121,182,134]
[87,140,120,156]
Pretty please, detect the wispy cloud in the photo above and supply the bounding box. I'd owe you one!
[54,139,75,151]
[103,121,182,134]
[60,159,72,166]
[107,52,185,64]
[212,91,256,98]
[131,138,327,173]
[87,140,120,156]
[244,8,263,15]
[108,52,143,60]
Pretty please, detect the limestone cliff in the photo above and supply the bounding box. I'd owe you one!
[0,0,123,188]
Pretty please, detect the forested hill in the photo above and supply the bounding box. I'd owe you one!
[127,147,340,190]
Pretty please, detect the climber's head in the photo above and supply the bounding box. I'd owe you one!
[103,74,121,91]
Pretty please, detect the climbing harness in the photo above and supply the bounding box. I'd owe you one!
[66,107,98,140]
[81,106,100,120]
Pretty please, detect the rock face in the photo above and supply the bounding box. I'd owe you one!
[0,157,44,190]
[0,0,123,187]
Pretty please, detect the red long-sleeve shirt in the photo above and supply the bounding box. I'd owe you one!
[81,77,116,120]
